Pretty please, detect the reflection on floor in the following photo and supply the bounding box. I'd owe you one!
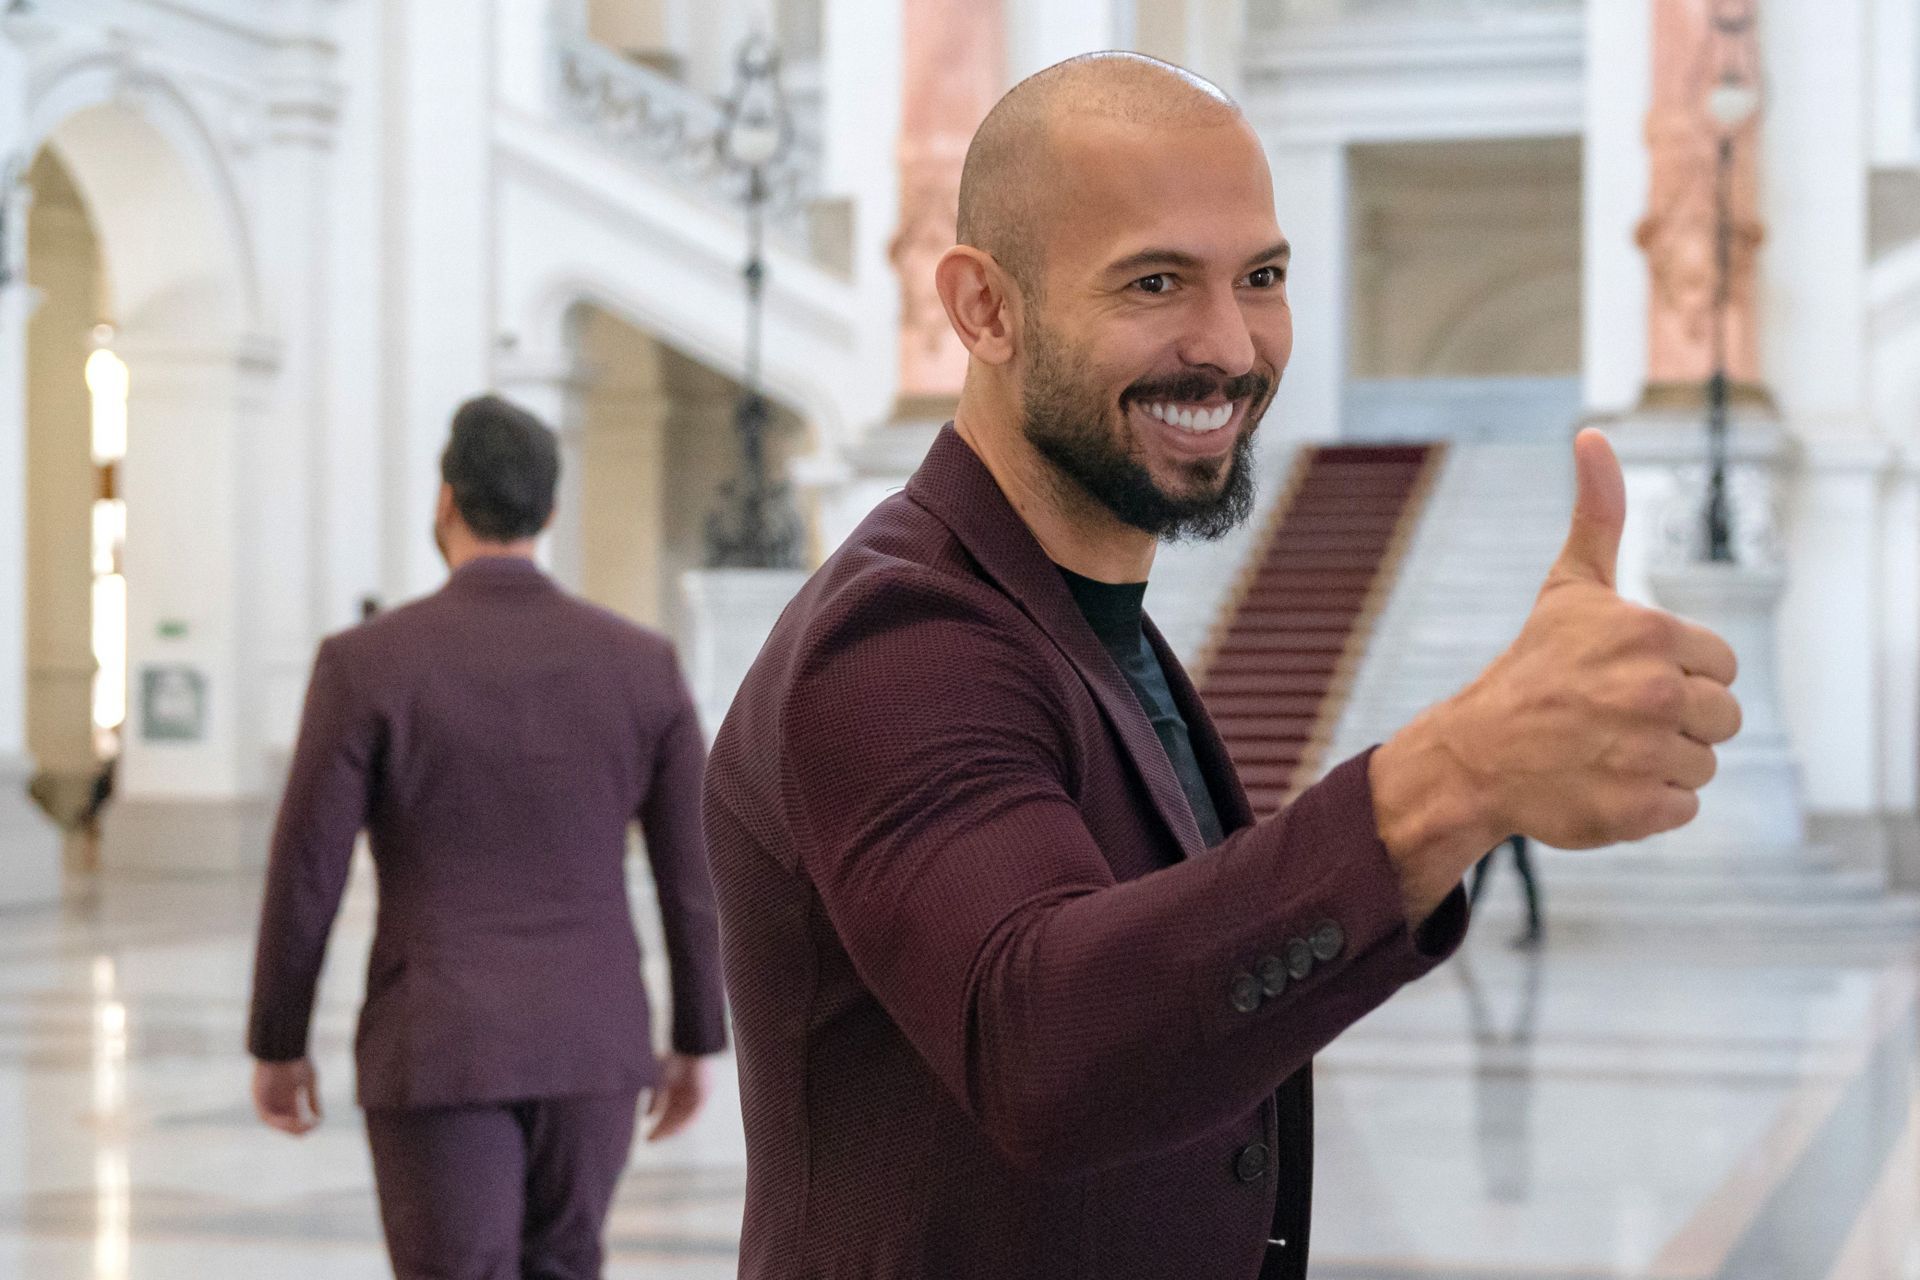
[1,858,1918,1278]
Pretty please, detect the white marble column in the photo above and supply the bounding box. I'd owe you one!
[253,44,340,763]
[1007,0,1119,82]
[386,0,496,600]
[1264,140,1347,451]
[1580,0,1652,420]
[1760,0,1882,815]
[317,0,388,634]
[494,346,586,589]
[1869,0,1920,166]
[820,0,904,434]
[0,131,63,903]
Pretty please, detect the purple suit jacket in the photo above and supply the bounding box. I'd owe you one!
[704,426,1468,1279]
[248,557,727,1110]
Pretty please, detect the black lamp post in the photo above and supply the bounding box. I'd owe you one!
[704,34,803,569]
[1700,23,1761,564]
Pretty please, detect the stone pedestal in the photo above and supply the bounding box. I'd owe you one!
[1644,559,1807,859]
[1599,402,1791,611]
[679,569,810,739]
[0,754,63,908]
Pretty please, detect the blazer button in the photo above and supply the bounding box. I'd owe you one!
[1229,971,1263,1014]
[1255,955,1288,999]
[1234,1142,1271,1183]
[1285,937,1315,981]
[1310,920,1346,963]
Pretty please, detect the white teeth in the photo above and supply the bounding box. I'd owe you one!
[1137,400,1234,432]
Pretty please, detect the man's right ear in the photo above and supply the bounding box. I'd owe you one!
[935,246,1017,366]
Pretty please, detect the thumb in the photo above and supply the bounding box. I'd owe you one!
[1553,428,1626,590]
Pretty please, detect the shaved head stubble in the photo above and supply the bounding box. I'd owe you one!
[955,53,1275,542]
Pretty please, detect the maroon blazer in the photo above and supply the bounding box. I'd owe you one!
[248,557,727,1110]
[703,426,1468,1279]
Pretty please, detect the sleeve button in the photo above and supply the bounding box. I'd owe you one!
[1285,937,1315,981]
[1255,955,1288,999]
[1310,921,1346,962]
[1229,971,1263,1014]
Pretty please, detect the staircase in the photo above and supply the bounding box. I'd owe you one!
[1322,439,1920,940]
[490,0,866,441]
[1195,444,1443,818]
[1327,440,1570,763]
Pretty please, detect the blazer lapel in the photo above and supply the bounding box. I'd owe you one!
[906,425,1209,862]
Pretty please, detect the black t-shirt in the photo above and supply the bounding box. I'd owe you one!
[1060,567,1310,1273]
[1058,568,1226,849]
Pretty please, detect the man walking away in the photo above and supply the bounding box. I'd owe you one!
[248,395,727,1280]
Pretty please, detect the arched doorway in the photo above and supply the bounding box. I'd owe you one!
[1344,136,1584,442]
[22,147,117,866]
[14,85,269,871]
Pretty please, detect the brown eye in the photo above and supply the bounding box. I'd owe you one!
[1247,266,1282,289]
[1134,274,1171,294]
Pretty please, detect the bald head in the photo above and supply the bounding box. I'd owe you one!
[956,53,1243,298]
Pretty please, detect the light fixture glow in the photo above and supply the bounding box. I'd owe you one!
[85,347,128,465]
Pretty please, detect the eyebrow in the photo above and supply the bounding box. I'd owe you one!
[1103,240,1293,278]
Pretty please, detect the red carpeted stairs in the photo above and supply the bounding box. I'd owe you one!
[1196,444,1442,819]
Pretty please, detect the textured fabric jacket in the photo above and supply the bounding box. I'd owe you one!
[703,425,1468,1279]
[248,556,727,1110]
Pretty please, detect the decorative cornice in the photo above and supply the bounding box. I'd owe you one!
[1242,11,1583,143]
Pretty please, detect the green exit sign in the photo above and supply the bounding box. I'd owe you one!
[157,619,189,640]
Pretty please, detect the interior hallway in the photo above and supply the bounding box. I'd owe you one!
[0,848,1917,1279]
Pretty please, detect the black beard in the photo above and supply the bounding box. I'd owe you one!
[1019,321,1267,543]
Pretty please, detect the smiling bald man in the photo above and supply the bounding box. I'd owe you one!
[703,54,1740,1280]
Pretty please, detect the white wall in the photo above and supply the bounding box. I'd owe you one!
[386,0,496,600]
[1580,0,1651,416]
[1349,138,1581,381]
[1266,140,1348,444]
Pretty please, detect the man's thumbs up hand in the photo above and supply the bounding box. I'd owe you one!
[1368,429,1744,922]
[1550,429,1627,592]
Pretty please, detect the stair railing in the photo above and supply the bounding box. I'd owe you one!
[547,0,822,248]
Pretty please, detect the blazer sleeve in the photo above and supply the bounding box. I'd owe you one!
[638,652,728,1057]
[246,637,379,1062]
[781,569,1467,1175]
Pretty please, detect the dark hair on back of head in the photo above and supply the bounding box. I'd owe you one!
[440,395,561,542]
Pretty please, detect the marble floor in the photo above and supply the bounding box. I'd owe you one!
[2,857,1919,1279]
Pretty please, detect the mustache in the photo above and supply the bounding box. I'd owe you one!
[1122,368,1272,406]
